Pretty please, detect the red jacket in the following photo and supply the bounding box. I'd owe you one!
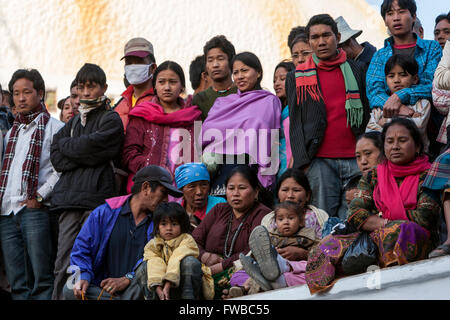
[114,85,155,133]
[122,96,202,193]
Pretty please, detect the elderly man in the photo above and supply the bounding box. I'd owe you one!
[335,16,377,67]
[64,165,183,300]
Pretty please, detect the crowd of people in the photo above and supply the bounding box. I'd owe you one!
[0,0,448,300]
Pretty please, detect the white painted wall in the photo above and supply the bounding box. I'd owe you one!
[0,0,387,106]
[236,256,450,300]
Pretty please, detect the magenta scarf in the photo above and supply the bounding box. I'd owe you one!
[129,95,201,126]
[373,156,431,221]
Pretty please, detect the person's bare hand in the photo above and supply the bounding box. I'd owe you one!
[73,279,89,300]
[100,277,130,296]
[19,198,42,209]
[163,281,171,300]
[277,246,308,261]
[382,94,402,118]
[209,262,224,275]
[398,105,415,117]
[205,253,223,266]
[156,285,165,300]
[288,156,294,169]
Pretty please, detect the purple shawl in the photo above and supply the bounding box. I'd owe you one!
[201,89,281,187]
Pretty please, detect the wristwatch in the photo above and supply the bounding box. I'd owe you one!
[125,273,134,281]
[36,194,44,203]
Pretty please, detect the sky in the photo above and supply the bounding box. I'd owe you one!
[366,0,449,40]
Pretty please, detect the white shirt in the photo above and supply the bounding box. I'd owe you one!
[1,114,64,216]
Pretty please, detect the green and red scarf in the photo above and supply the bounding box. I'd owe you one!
[295,49,363,128]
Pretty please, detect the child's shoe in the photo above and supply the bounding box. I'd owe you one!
[249,226,280,281]
[239,253,273,292]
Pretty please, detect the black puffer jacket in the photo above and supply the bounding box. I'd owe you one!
[286,59,371,169]
[50,104,124,212]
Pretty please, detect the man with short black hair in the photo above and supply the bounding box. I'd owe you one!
[0,69,64,299]
[50,63,124,300]
[69,79,80,115]
[367,0,442,117]
[114,37,157,133]
[190,55,211,95]
[434,12,450,49]
[286,14,370,220]
[64,165,182,300]
[336,16,377,67]
[192,35,237,120]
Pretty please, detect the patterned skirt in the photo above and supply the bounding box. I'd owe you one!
[305,220,432,294]
[212,267,235,299]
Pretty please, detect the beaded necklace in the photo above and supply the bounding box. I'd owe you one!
[223,209,251,259]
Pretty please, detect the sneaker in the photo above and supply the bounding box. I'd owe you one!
[239,254,273,292]
[249,226,280,281]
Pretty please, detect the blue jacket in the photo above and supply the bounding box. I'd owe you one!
[70,195,154,286]
[366,34,442,109]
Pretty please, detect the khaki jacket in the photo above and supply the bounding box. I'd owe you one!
[143,233,214,300]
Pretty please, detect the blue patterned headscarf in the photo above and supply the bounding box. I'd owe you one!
[175,163,210,190]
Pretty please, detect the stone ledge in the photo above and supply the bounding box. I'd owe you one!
[235,256,450,300]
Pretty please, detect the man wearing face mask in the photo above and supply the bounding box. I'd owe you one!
[114,38,157,133]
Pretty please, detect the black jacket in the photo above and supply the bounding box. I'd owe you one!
[50,105,124,212]
[356,41,377,68]
[286,59,371,169]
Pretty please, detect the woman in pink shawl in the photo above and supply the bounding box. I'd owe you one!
[305,118,441,294]
[201,52,281,197]
[123,61,202,194]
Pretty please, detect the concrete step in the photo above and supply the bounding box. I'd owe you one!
[234,256,450,300]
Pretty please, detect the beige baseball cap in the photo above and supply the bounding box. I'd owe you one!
[121,37,154,60]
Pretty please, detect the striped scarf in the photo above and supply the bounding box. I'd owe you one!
[295,49,364,128]
[78,95,108,126]
[0,103,50,206]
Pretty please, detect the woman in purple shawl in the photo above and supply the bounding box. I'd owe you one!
[201,52,281,197]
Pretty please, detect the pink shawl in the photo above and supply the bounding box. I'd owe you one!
[373,156,431,221]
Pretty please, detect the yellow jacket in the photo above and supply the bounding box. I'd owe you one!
[143,233,214,300]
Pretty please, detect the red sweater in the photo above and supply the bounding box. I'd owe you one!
[315,67,356,158]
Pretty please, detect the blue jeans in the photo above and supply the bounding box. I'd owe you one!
[0,207,55,300]
[306,158,360,220]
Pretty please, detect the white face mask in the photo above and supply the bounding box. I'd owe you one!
[124,64,153,85]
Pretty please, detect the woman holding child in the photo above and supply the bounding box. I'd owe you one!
[305,118,441,294]
[224,169,328,298]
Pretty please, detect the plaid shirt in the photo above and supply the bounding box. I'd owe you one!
[423,149,450,193]
[366,35,442,109]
